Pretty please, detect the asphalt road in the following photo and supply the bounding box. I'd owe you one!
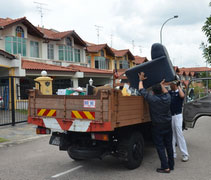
[0,117,211,180]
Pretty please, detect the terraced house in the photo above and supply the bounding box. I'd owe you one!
[0,17,114,91]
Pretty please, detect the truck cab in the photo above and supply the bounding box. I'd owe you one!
[183,78,211,128]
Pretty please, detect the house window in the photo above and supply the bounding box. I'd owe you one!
[74,49,80,62]
[16,26,24,38]
[30,41,39,58]
[119,60,129,69]
[47,44,54,59]
[95,56,107,69]
[114,60,117,69]
[5,36,26,56]
[87,56,91,67]
[100,50,104,57]
[66,37,72,46]
[58,45,73,61]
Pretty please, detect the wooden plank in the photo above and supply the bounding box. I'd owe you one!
[118,109,142,116]
[115,119,151,128]
[34,98,109,112]
[118,105,144,111]
[117,114,142,121]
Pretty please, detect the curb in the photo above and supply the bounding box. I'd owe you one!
[0,135,50,148]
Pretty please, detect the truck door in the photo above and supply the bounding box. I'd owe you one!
[183,78,211,128]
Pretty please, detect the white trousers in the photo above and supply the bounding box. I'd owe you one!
[172,114,189,157]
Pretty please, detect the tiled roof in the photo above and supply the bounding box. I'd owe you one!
[37,27,86,46]
[22,59,77,72]
[86,44,115,57]
[86,44,107,53]
[22,59,113,74]
[0,17,43,37]
[113,49,128,57]
[37,27,73,39]
[0,49,16,59]
[0,17,25,27]
[180,67,211,72]
[134,56,148,64]
[85,41,96,46]
[68,64,113,74]
[112,49,135,60]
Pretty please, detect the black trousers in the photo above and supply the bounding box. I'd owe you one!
[152,123,174,170]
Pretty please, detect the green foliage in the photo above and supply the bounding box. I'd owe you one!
[0,137,9,143]
[201,2,211,64]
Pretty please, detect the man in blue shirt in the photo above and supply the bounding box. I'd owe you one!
[138,72,174,173]
[169,82,189,162]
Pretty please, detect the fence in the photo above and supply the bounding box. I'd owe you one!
[0,76,39,126]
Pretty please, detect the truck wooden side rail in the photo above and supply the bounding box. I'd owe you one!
[28,88,151,170]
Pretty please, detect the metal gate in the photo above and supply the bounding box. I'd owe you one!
[0,76,39,126]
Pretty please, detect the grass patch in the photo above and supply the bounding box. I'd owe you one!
[16,109,28,115]
[0,137,9,143]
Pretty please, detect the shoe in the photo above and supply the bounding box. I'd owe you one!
[182,155,189,162]
[156,168,170,173]
[170,167,174,171]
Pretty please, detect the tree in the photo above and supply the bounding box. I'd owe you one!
[201,2,211,64]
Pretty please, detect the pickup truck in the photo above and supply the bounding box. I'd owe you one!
[183,77,211,128]
[28,77,210,170]
[28,85,151,170]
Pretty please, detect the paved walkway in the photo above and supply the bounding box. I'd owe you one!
[0,123,49,148]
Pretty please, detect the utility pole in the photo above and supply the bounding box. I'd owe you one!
[160,15,178,44]
[95,25,103,44]
[34,1,49,27]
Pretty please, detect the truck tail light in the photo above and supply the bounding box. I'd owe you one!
[91,133,109,141]
[36,126,51,134]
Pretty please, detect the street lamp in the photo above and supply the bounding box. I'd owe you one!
[160,15,178,44]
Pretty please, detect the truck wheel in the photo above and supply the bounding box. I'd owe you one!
[67,147,83,161]
[122,132,144,170]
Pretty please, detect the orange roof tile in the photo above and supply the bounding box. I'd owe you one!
[37,27,86,46]
[113,49,128,57]
[0,17,43,37]
[112,49,134,60]
[68,64,113,74]
[180,67,211,72]
[134,56,148,64]
[0,17,25,27]
[86,44,107,53]
[37,27,73,39]
[22,59,77,72]
[85,41,97,46]
[86,44,114,57]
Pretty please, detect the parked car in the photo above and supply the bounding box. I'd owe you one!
[0,96,4,108]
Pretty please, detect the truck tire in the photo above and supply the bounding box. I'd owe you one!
[67,147,83,161]
[121,132,144,170]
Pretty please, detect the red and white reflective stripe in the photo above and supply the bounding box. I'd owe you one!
[28,117,112,132]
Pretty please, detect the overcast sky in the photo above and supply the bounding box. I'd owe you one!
[0,0,210,67]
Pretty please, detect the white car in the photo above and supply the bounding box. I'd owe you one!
[0,96,3,108]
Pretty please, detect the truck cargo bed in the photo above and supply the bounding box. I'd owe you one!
[28,89,150,132]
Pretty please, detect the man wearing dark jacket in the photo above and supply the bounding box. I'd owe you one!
[138,72,174,173]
